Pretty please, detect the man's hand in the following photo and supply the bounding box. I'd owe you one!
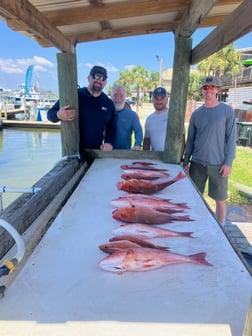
[220,165,232,177]
[100,143,113,151]
[183,165,190,175]
[57,105,77,121]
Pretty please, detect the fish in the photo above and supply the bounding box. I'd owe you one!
[98,247,212,272]
[116,172,186,194]
[131,161,156,166]
[112,223,193,239]
[99,240,142,254]
[112,206,193,224]
[99,235,170,254]
[120,162,168,171]
[121,170,170,180]
[109,235,170,250]
[111,193,189,212]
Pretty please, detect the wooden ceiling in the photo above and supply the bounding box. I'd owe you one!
[0,0,251,64]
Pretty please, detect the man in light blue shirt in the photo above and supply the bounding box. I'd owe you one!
[111,85,143,150]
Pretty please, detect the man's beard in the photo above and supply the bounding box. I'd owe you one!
[155,103,166,111]
[115,102,125,111]
[92,82,103,93]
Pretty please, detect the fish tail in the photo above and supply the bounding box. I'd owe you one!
[155,245,170,251]
[177,203,190,209]
[189,252,213,266]
[176,215,193,221]
[180,232,194,238]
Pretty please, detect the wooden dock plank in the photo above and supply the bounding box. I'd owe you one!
[2,119,60,129]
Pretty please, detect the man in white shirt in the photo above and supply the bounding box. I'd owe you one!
[143,86,185,159]
[143,87,169,151]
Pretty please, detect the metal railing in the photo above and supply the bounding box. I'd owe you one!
[221,67,252,87]
[0,186,41,211]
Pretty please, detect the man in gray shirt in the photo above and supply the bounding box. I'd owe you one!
[183,76,236,225]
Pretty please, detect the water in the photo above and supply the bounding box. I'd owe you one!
[0,128,62,209]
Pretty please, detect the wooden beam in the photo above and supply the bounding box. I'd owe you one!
[44,0,241,27]
[57,53,80,157]
[44,0,189,26]
[163,36,192,164]
[176,0,217,37]
[191,0,252,64]
[72,23,173,44]
[0,0,75,52]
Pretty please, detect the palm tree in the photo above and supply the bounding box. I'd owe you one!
[115,66,150,110]
[197,43,243,79]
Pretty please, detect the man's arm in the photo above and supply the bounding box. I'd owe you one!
[143,137,151,150]
[133,114,143,147]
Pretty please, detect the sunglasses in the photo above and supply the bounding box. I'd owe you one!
[92,74,107,81]
[202,85,217,91]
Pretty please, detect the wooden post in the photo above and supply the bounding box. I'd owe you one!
[163,36,191,163]
[243,293,252,336]
[57,52,80,157]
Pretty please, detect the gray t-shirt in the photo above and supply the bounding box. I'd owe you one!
[184,102,236,166]
[144,109,168,151]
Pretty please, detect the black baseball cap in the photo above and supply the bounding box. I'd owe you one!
[89,65,108,79]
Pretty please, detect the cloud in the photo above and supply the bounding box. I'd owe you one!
[0,56,54,74]
[83,62,118,73]
[125,64,137,71]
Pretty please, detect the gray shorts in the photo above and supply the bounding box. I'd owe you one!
[189,161,228,201]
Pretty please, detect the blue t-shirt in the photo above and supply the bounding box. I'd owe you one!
[113,107,143,149]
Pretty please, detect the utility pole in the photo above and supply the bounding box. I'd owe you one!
[156,55,163,86]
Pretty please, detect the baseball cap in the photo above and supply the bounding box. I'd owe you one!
[153,87,168,98]
[89,65,108,79]
[201,76,220,88]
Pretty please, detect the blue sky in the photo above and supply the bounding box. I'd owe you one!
[0,20,251,94]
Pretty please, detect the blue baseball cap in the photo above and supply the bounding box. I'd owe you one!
[153,87,168,97]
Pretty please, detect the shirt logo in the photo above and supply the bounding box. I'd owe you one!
[102,106,107,111]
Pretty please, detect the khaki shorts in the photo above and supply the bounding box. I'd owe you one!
[189,161,228,201]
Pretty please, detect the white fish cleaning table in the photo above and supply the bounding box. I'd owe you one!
[0,158,251,336]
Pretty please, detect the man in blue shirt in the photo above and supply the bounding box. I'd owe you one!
[111,85,143,150]
[47,65,116,152]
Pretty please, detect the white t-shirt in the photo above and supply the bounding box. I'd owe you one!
[144,109,168,151]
